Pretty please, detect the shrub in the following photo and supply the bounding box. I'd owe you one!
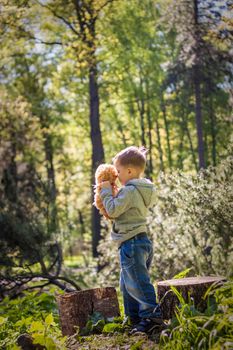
[150,144,233,278]
[0,289,66,350]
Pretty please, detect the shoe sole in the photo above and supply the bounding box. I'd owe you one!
[130,322,167,335]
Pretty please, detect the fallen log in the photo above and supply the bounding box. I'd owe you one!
[157,276,226,320]
[56,287,120,336]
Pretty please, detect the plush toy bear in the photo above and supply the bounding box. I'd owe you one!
[93,164,118,219]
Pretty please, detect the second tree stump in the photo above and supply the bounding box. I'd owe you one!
[157,276,226,320]
[56,287,120,336]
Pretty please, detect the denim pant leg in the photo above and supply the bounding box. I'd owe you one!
[119,236,161,319]
[120,272,139,320]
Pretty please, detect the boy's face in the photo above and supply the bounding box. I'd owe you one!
[114,161,140,185]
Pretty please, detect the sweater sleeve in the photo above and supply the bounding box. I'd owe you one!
[100,186,133,218]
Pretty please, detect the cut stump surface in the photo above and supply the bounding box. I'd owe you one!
[157,276,226,320]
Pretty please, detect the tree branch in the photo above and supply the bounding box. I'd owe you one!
[95,0,115,19]
[35,0,80,37]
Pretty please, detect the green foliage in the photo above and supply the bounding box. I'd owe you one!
[0,289,66,350]
[102,322,124,334]
[0,0,232,275]
[173,268,193,279]
[80,311,124,336]
[130,340,144,350]
[150,144,233,278]
[160,280,233,350]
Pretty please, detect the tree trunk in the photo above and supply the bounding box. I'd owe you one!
[88,11,105,258]
[57,287,120,336]
[145,80,153,178]
[44,132,58,233]
[193,0,205,170]
[146,103,153,179]
[3,137,18,204]
[78,209,86,236]
[155,116,164,172]
[89,63,105,258]
[135,94,146,148]
[73,0,105,258]
[157,276,226,320]
[39,113,58,233]
[207,82,217,166]
[193,65,205,170]
[161,94,172,169]
[114,110,127,147]
[180,104,198,171]
[177,128,185,169]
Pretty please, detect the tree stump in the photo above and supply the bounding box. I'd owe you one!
[157,276,226,320]
[56,287,120,336]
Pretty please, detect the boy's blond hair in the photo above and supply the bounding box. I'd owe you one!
[113,146,148,172]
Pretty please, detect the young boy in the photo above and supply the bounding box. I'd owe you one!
[99,146,163,334]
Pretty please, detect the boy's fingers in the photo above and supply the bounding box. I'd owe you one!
[101,181,112,188]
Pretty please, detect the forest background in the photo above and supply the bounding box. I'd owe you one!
[0,0,232,299]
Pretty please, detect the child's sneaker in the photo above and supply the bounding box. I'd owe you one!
[130,317,164,334]
[122,316,140,330]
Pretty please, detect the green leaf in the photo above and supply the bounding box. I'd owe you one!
[102,322,123,333]
[92,319,105,333]
[0,316,7,326]
[45,336,56,350]
[11,345,21,350]
[45,313,55,326]
[80,320,93,336]
[32,334,46,346]
[15,318,26,327]
[130,340,144,350]
[30,321,45,332]
[173,268,193,279]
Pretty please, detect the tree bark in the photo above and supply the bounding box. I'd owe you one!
[193,65,205,170]
[193,0,206,170]
[44,131,58,233]
[135,92,146,148]
[155,116,164,172]
[73,0,105,258]
[145,80,153,178]
[145,104,153,179]
[57,287,120,336]
[89,63,105,258]
[157,276,226,320]
[161,94,172,169]
[207,81,217,166]
[3,138,18,204]
[39,113,58,234]
[180,103,198,171]
[177,127,185,169]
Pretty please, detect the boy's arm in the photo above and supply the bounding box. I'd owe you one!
[100,186,132,218]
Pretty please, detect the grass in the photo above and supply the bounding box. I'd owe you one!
[63,255,88,268]
[160,280,233,349]
[66,333,159,350]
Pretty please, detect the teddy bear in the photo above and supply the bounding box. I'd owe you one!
[93,164,118,219]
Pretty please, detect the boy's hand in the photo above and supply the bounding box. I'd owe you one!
[100,181,112,189]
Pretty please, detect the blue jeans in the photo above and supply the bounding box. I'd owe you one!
[119,233,161,320]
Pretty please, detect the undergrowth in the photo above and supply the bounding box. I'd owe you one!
[0,278,232,349]
[160,280,233,350]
